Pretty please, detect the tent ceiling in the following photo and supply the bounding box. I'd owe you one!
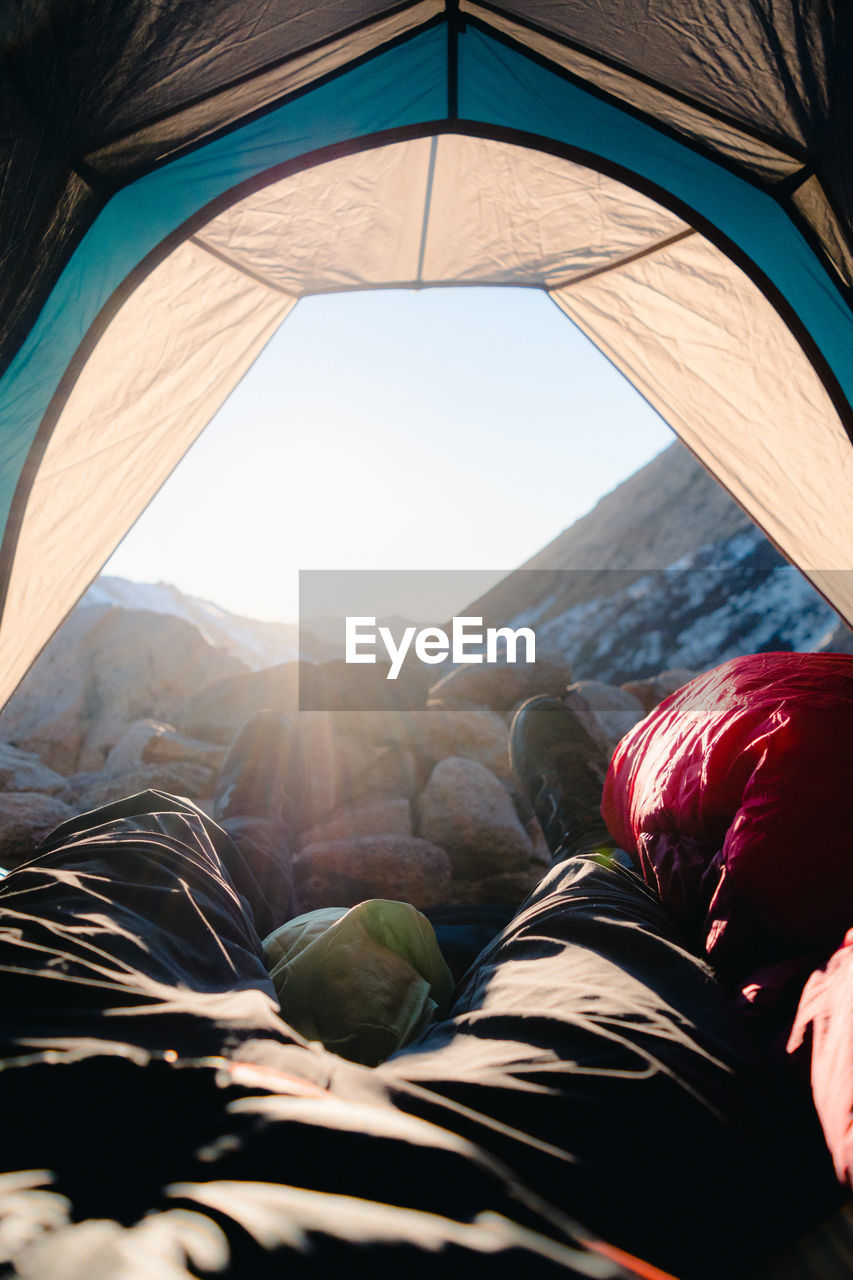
[460,4,806,184]
[0,2,851,708]
[2,1,851,375]
[195,136,689,293]
[0,131,849,707]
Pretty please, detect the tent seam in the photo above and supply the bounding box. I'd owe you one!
[464,1,809,164]
[447,0,460,119]
[415,136,439,283]
[188,236,298,297]
[549,229,696,292]
[80,2,435,156]
[82,13,447,189]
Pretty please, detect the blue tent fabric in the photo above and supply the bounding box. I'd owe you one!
[4,19,852,509]
[0,25,449,529]
[1,4,852,692]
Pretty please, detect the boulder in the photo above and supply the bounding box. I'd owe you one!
[428,655,573,712]
[71,761,217,811]
[205,714,418,834]
[0,607,106,777]
[412,709,512,778]
[0,742,70,798]
[299,658,432,711]
[294,835,452,912]
[358,746,419,801]
[417,757,532,879]
[298,798,411,847]
[620,668,699,715]
[564,680,645,749]
[180,658,432,744]
[289,723,379,831]
[179,664,301,741]
[102,719,226,777]
[314,708,511,780]
[0,793,76,868]
[0,605,243,774]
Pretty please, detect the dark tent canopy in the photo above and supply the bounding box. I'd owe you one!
[1,1,851,702]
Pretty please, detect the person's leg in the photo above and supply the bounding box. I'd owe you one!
[0,785,305,1061]
[341,698,843,1278]
[0,791,649,1279]
[509,695,616,862]
[367,853,840,1278]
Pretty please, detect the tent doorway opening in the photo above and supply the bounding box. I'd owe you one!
[103,285,674,628]
[2,129,851,709]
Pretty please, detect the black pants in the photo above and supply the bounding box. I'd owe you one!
[0,791,838,1278]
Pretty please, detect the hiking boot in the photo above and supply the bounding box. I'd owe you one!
[509,695,612,862]
[213,710,303,832]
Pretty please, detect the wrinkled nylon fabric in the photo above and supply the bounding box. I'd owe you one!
[602,651,853,1017]
[262,900,454,1065]
[2,11,853,717]
[0,789,839,1276]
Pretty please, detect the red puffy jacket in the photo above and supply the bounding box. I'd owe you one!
[602,650,853,1184]
[602,651,853,997]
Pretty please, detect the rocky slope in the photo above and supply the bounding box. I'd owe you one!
[0,441,848,916]
[469,441,844,682]
[85,576,306,670]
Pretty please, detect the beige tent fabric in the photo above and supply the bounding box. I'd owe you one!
[0,242,295,702]
[1,132,849,707]
[198,134,688,290]
[197,139,435,291]
[551,234,853,616]
[421,135,687,285]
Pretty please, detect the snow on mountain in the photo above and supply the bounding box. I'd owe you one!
[516,527,838,684]
[468,443,848,682]
[83,576,302,671]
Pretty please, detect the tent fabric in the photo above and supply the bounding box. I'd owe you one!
[177,136,692,291]
[552,233,853,620]
[601,651,853,1009]
[460,3,806,185]
[1,3,852,704]
[478,2,853,285]
[0,241,295,696]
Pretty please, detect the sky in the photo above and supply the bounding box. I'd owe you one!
[105,286,674,623]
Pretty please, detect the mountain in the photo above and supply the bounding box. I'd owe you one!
[84,576,303,671]
[2,441,848,777]
[467,442,845,684]
[0,443,848,906]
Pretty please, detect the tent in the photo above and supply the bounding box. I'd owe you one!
[1,1,851,708]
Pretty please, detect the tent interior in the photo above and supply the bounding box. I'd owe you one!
[1,1,852,707]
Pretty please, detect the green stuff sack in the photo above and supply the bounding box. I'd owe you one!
[262,900,455,1066]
